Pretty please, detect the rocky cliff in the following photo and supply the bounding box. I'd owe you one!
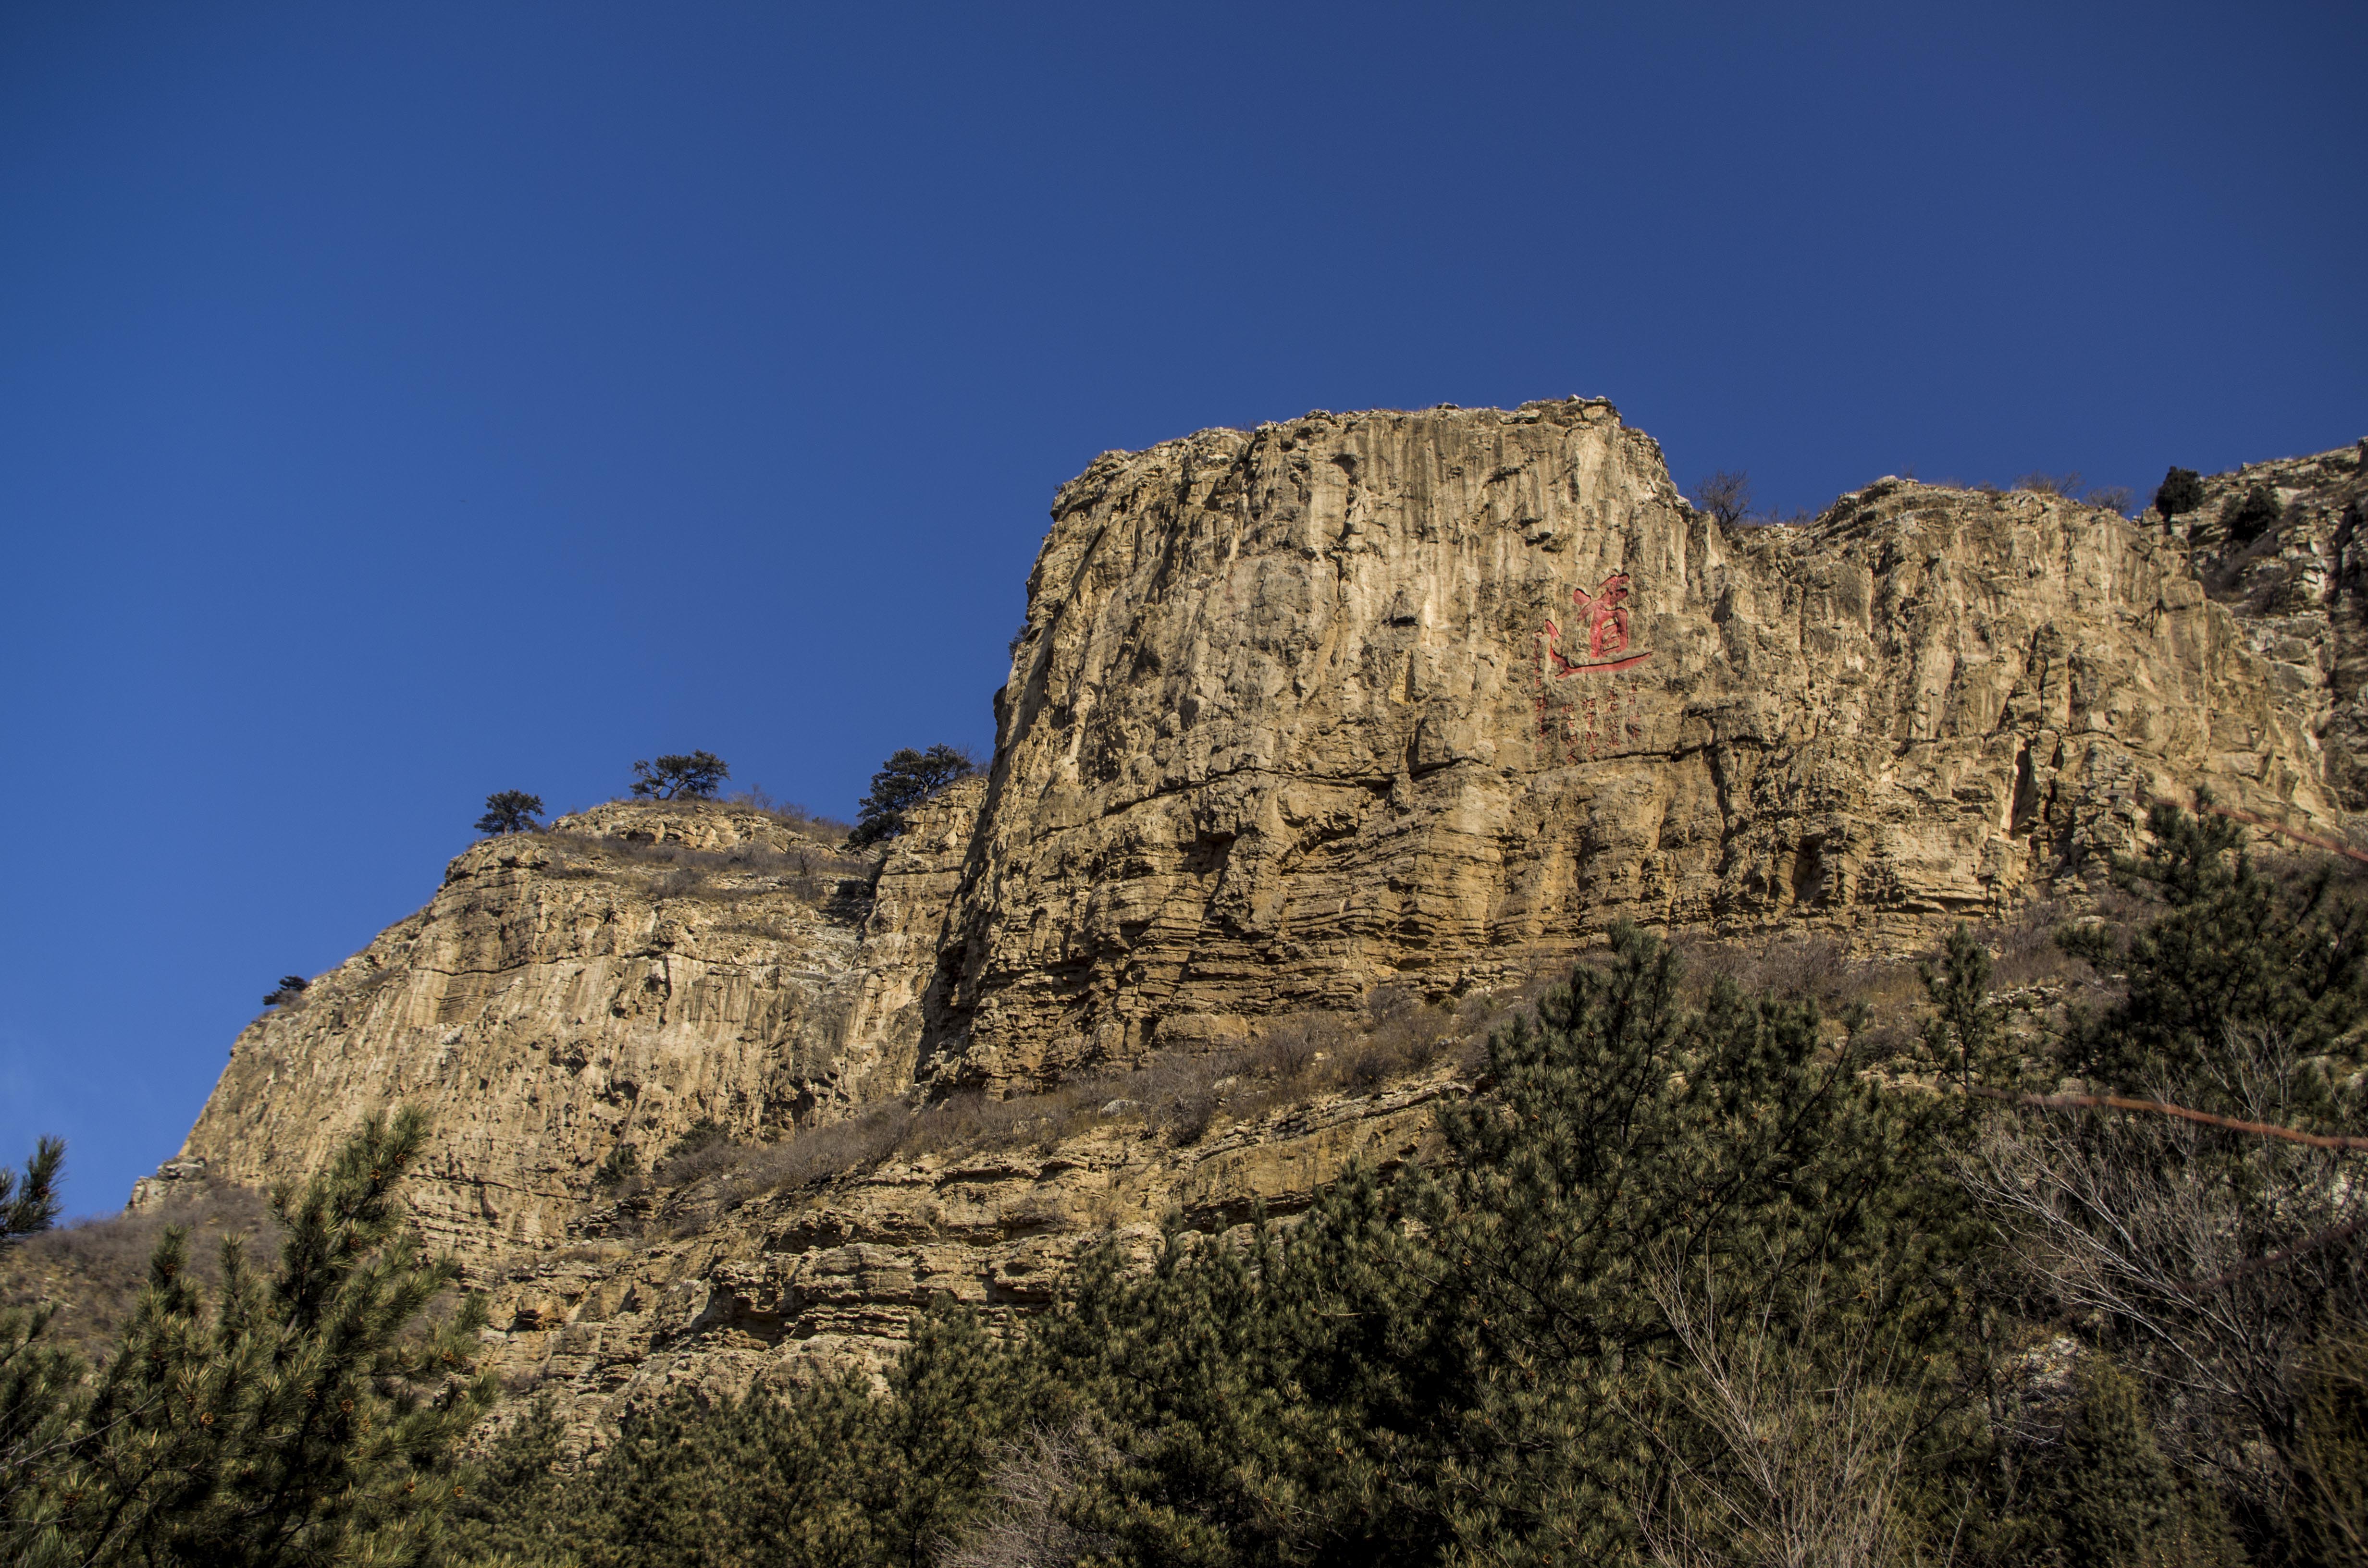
[144,399,2367,1429]
[153,799,962,1258]
[916,400,2351,1091]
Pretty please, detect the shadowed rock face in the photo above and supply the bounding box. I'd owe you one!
[913,400,2346,1092]
[157,399,2361,1324]
[2169,439,2368,808]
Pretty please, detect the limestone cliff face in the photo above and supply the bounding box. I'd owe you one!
[476,1073,1451,1446]
[2171,440,2368,808]
[152,399,2366,1368]
[165,800,965,1258]
[916,401,2351,1091]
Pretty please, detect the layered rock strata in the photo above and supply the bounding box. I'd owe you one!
[154,401,2366,1356]
[475,1071,1451,1445]
[166,800,966,1258]
[2169,440,2368,808]
[919,402,2354,1091]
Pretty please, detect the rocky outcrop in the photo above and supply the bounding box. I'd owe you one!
[166,801,958,1258]
[2169,440,2368,808]
[476,1067,1454,1447]
[916,401,2354,1092]
[149,399,2367,1392]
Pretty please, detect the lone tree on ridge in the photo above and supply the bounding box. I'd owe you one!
[1690,469,1752,527]
[476,789,546,836]
[631,751,729,800]
[850,744,977,847]
[264,973,309,1006]
[2154,466,2205,523]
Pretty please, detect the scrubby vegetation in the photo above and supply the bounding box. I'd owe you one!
[0,1110,492,1566]
[2225,483,2286,547]
[1689,470,1753,527]
[541,813,870,910]
[11,802,2368,1565]
[0,1185,278,1366]
[463,801,2368,1567]
[2158,465,2207,523]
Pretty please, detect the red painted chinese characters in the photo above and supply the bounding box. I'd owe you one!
[1541,572,1651,676]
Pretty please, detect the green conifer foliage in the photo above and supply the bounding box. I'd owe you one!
[2067,796,2368,1095]
[2030,1356,2239,1568]
[1412,924,1973,1563]
[1,1108,493,1568]
[1006,925,1980,1567]
[2156,466,2207,522]
[2294,1334,2368,1568]
[453,1303,1047,1568]
[0,1139,64,1245]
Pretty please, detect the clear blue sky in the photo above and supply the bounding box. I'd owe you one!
[4,1,2362,1213]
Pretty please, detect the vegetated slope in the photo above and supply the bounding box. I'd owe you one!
[120,403,2368,1429]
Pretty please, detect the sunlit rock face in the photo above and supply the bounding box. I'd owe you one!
[917,399,2345,1091]
[166,800,962,1259]
[159,400,2360,1344]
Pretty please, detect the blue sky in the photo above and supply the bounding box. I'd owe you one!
[3,1,2362,1213]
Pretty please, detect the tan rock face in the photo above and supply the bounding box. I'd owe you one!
[918,401,2349,1092]
[474,1072,1453,1449]
[155,399,2366,1398]
[169,801,955,1258]
[2165,441,2368,808]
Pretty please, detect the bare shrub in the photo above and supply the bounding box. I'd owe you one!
[654,978,1500,1213]
[1633,1256,1922,1568]
[706,1102,914,1203]
[1250,1012,1343,1080]
[1958,1024,2368,1512]
[651,1119,742,1188]
[1671,935,1924,1024]
[728,787,853,844]
[1691,470,1754,527]
[2014,471,2085,498]
[938,1423,1120,1568]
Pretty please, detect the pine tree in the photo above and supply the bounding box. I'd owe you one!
[1006,925,1977,1567]
[474,791,545,836]
[1408,923,1973,1563]
[0,1139,63,1244]
[2155,466,2206,523]
[2030,1356,2238,1568]
[629,753,728,801]
[848,746,977,847]
[455,1301,1048,1568]
[3,1108,494,1568]
[2064,795,2368,1095]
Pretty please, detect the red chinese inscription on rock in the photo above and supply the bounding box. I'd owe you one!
[1541,572,1651,676]
[1534,573,1652,765]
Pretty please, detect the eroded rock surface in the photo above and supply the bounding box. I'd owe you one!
[2169,440,2368,808]
[920,401,2353,1091]
[477,1071,1453,1448]
[169,801,960,1258]
[150,399,2367,1394]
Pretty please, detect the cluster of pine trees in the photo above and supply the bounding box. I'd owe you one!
[7,800,2367,1565]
